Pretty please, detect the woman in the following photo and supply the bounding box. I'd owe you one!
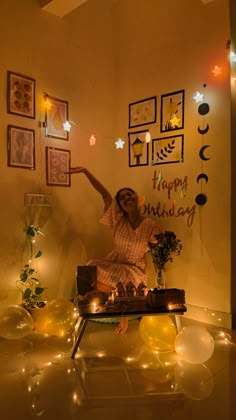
[67,166,159,333]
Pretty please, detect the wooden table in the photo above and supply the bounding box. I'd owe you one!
[71,297,187,359]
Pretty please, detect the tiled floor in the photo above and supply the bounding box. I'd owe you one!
[0,315,235,420]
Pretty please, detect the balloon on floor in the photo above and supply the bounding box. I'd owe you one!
[175,360,214,400]
[34,298,75,336]
[175,325,214,364]
[0,304,34,339]
[139,315,177,351]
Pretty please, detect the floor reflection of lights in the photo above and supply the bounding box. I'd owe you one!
[0,317,235,420]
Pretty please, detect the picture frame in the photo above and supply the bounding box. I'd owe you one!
[128,130,149,167]
[160,89,185,132]
[7,125,35,170]
[45,94,69,140]
[152,134,184,165]
[46,147,71,187]
[128,96,156,128]
[24,193,52,207]
[7,71,36,119]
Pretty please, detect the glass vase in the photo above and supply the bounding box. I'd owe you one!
[157,268,166,289]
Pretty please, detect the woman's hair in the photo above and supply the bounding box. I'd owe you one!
[115,187,137,212]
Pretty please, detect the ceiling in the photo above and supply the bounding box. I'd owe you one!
[40,0,88,18]
[40,0,215,18]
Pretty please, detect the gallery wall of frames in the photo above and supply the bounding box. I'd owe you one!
[6,69,186,188]
[6,70,71,188]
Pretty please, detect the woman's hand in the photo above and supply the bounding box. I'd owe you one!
[64,166,87,174]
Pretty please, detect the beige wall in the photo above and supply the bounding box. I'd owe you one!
[112,0,231,327]
[0,0,233,327]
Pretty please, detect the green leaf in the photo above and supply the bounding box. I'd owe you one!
[31,277,39,283]
[23,288,32,300]
[35,287,45,295]
[20,272,28,282]
[35,250,42,258]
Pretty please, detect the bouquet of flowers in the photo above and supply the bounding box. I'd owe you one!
[149,231,183,288]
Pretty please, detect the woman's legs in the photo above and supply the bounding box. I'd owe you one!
[96,275,129,334]
[114,316,129,334]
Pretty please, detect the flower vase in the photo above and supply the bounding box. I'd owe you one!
[157,268,166,289]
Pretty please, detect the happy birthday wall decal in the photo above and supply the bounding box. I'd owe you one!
[142,170,196,228]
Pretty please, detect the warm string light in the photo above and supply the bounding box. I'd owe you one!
[212,65,222,77]
[193,91,204,103]
[145,131,151,143]
[63,121,71,132]
[89,134,96,145]
[42,96,128,148]
[115,138,125,149]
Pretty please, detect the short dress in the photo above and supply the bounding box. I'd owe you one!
[88,200,159,289]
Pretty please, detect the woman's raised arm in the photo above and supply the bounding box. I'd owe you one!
[66,166,112,211]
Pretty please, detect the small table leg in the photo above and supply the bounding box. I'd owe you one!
[175,315,182,333]
[71,318,88,359]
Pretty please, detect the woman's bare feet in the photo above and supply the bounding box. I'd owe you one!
[114,317,128,334]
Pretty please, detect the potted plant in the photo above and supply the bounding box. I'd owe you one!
[17,225,47,312]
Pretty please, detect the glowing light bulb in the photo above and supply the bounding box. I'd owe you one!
[145,131,151,143]
[72,393,78,402]
[89,134,96,146]
[44,96,52,110]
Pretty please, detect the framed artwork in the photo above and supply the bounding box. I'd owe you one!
[152,134,184,165]
[45,94,69,140]
[7,125,35,169]
[7,71,36,119]
[128,130,149,167]
[160,89,184,132]
[46,147,71,187]
[24,193,52,207]
[128,96,156,128]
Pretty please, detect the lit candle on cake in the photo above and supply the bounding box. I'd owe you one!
[91,300,98,313]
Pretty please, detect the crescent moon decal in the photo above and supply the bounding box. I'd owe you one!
[196,173,209,183]
[199,145,211,161]
[198,124,209,135]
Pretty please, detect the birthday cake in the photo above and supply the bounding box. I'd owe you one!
[146,288,186,311]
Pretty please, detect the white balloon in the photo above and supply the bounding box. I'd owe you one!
[175,325,214,364]
[0,304,34,339]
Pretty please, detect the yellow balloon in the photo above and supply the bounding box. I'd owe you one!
[139,315,177,351]
[35,298,75,336]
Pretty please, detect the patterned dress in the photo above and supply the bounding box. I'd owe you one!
[88,201,159,289]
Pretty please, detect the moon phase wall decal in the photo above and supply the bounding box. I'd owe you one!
[199,145,211,161]
[196,173,209,183]
[197,124,209,135]
[195,193,207,206]
[198,103,210,115]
